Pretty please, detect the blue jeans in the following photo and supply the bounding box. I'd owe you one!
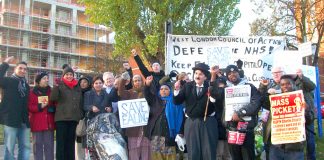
[306,123,316,160]
[4,124,31,160]
[269,144,304,160]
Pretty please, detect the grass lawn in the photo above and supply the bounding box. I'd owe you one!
[0,125,2,144]
[315,119,324,159]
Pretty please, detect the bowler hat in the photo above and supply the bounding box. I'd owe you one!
[192,63,210,77]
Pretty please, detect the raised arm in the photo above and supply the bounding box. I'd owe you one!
[143,76,156,106]
[132,49,151,78]
[173,80,186,105]
[0,56,15,88]
[118,72,131,100]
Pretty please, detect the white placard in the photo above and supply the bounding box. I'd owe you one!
[299,42,312,57]
[272,51,303,74]
[224,85,251,121]
[118,98,150,128]
[166,35,286,86]
[301,65,316,85]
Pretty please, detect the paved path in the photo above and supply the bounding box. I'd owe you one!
[0,143,59,160]
[0,144,34,160]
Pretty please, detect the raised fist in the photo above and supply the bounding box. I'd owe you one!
[4,56,14,63]
[131,49,137,56]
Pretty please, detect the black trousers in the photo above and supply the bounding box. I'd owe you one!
[184,116,218,160]
[228,130,255,160]
[56,121,78,160]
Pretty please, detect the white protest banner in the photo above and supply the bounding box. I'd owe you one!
[166,35,286,86]
[299,42,312,57]
[270,90,306,144]
[224,85,251,121]
[272,51,303,74]
[118,98,150,128]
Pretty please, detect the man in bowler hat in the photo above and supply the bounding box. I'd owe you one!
[173,63,222,160]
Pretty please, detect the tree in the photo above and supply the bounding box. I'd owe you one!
[79,0,240,64]
[250,0,324,66]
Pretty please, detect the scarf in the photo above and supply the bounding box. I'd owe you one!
[133,87,144,98]
[11,74,27,97]
[33,86,49,96]
[62,77,78,89]
[159,87,184,139]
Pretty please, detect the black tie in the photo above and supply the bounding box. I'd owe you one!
[197,87,202,96]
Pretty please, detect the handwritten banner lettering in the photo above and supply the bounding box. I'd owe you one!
[118,98,150,128]
[166,35,286,86]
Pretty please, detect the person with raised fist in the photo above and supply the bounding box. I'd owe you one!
[0,56,31,160]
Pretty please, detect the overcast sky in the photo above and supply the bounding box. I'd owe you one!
[230,1,258,36]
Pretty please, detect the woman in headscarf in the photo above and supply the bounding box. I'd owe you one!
[75,75,92,160]
[144,76,184,160]
[50,67,83,160]
[28,72,55,160]
[118,72,151,160]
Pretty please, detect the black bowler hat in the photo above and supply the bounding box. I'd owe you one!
[225,65,239,77]
[192,63,210,77]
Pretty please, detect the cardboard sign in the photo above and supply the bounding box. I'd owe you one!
[225,85,251,121]
[118,98,150,128]
[299,42,312,57]
[38,96,48,104]
[272,50,303,74]
[270,90,306,144]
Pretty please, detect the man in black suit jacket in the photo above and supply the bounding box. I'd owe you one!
[173,63,222,160]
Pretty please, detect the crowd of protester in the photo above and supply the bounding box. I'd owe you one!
[0,48,317,160]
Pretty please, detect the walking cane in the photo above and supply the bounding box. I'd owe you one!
[203,90,210,122]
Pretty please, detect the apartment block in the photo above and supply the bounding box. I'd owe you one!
[0,0,113,85]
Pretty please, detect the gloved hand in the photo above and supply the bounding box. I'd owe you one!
[121,72,130,80]
[175,134,186,151]
[169,70,177,78]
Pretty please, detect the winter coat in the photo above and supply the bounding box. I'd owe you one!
[262,91,312,151]
[50,81,83,122]
[143,82,166,140]
[173,81,216,118]
[295,75,316,123]
[28,86,56,132]
[134,55,165,88]
[83,89,110,119]
[0,62,30,128]
[225,79,262,131]
[118,78,145,137]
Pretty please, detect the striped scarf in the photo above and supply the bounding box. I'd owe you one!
[11,74,27,97]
